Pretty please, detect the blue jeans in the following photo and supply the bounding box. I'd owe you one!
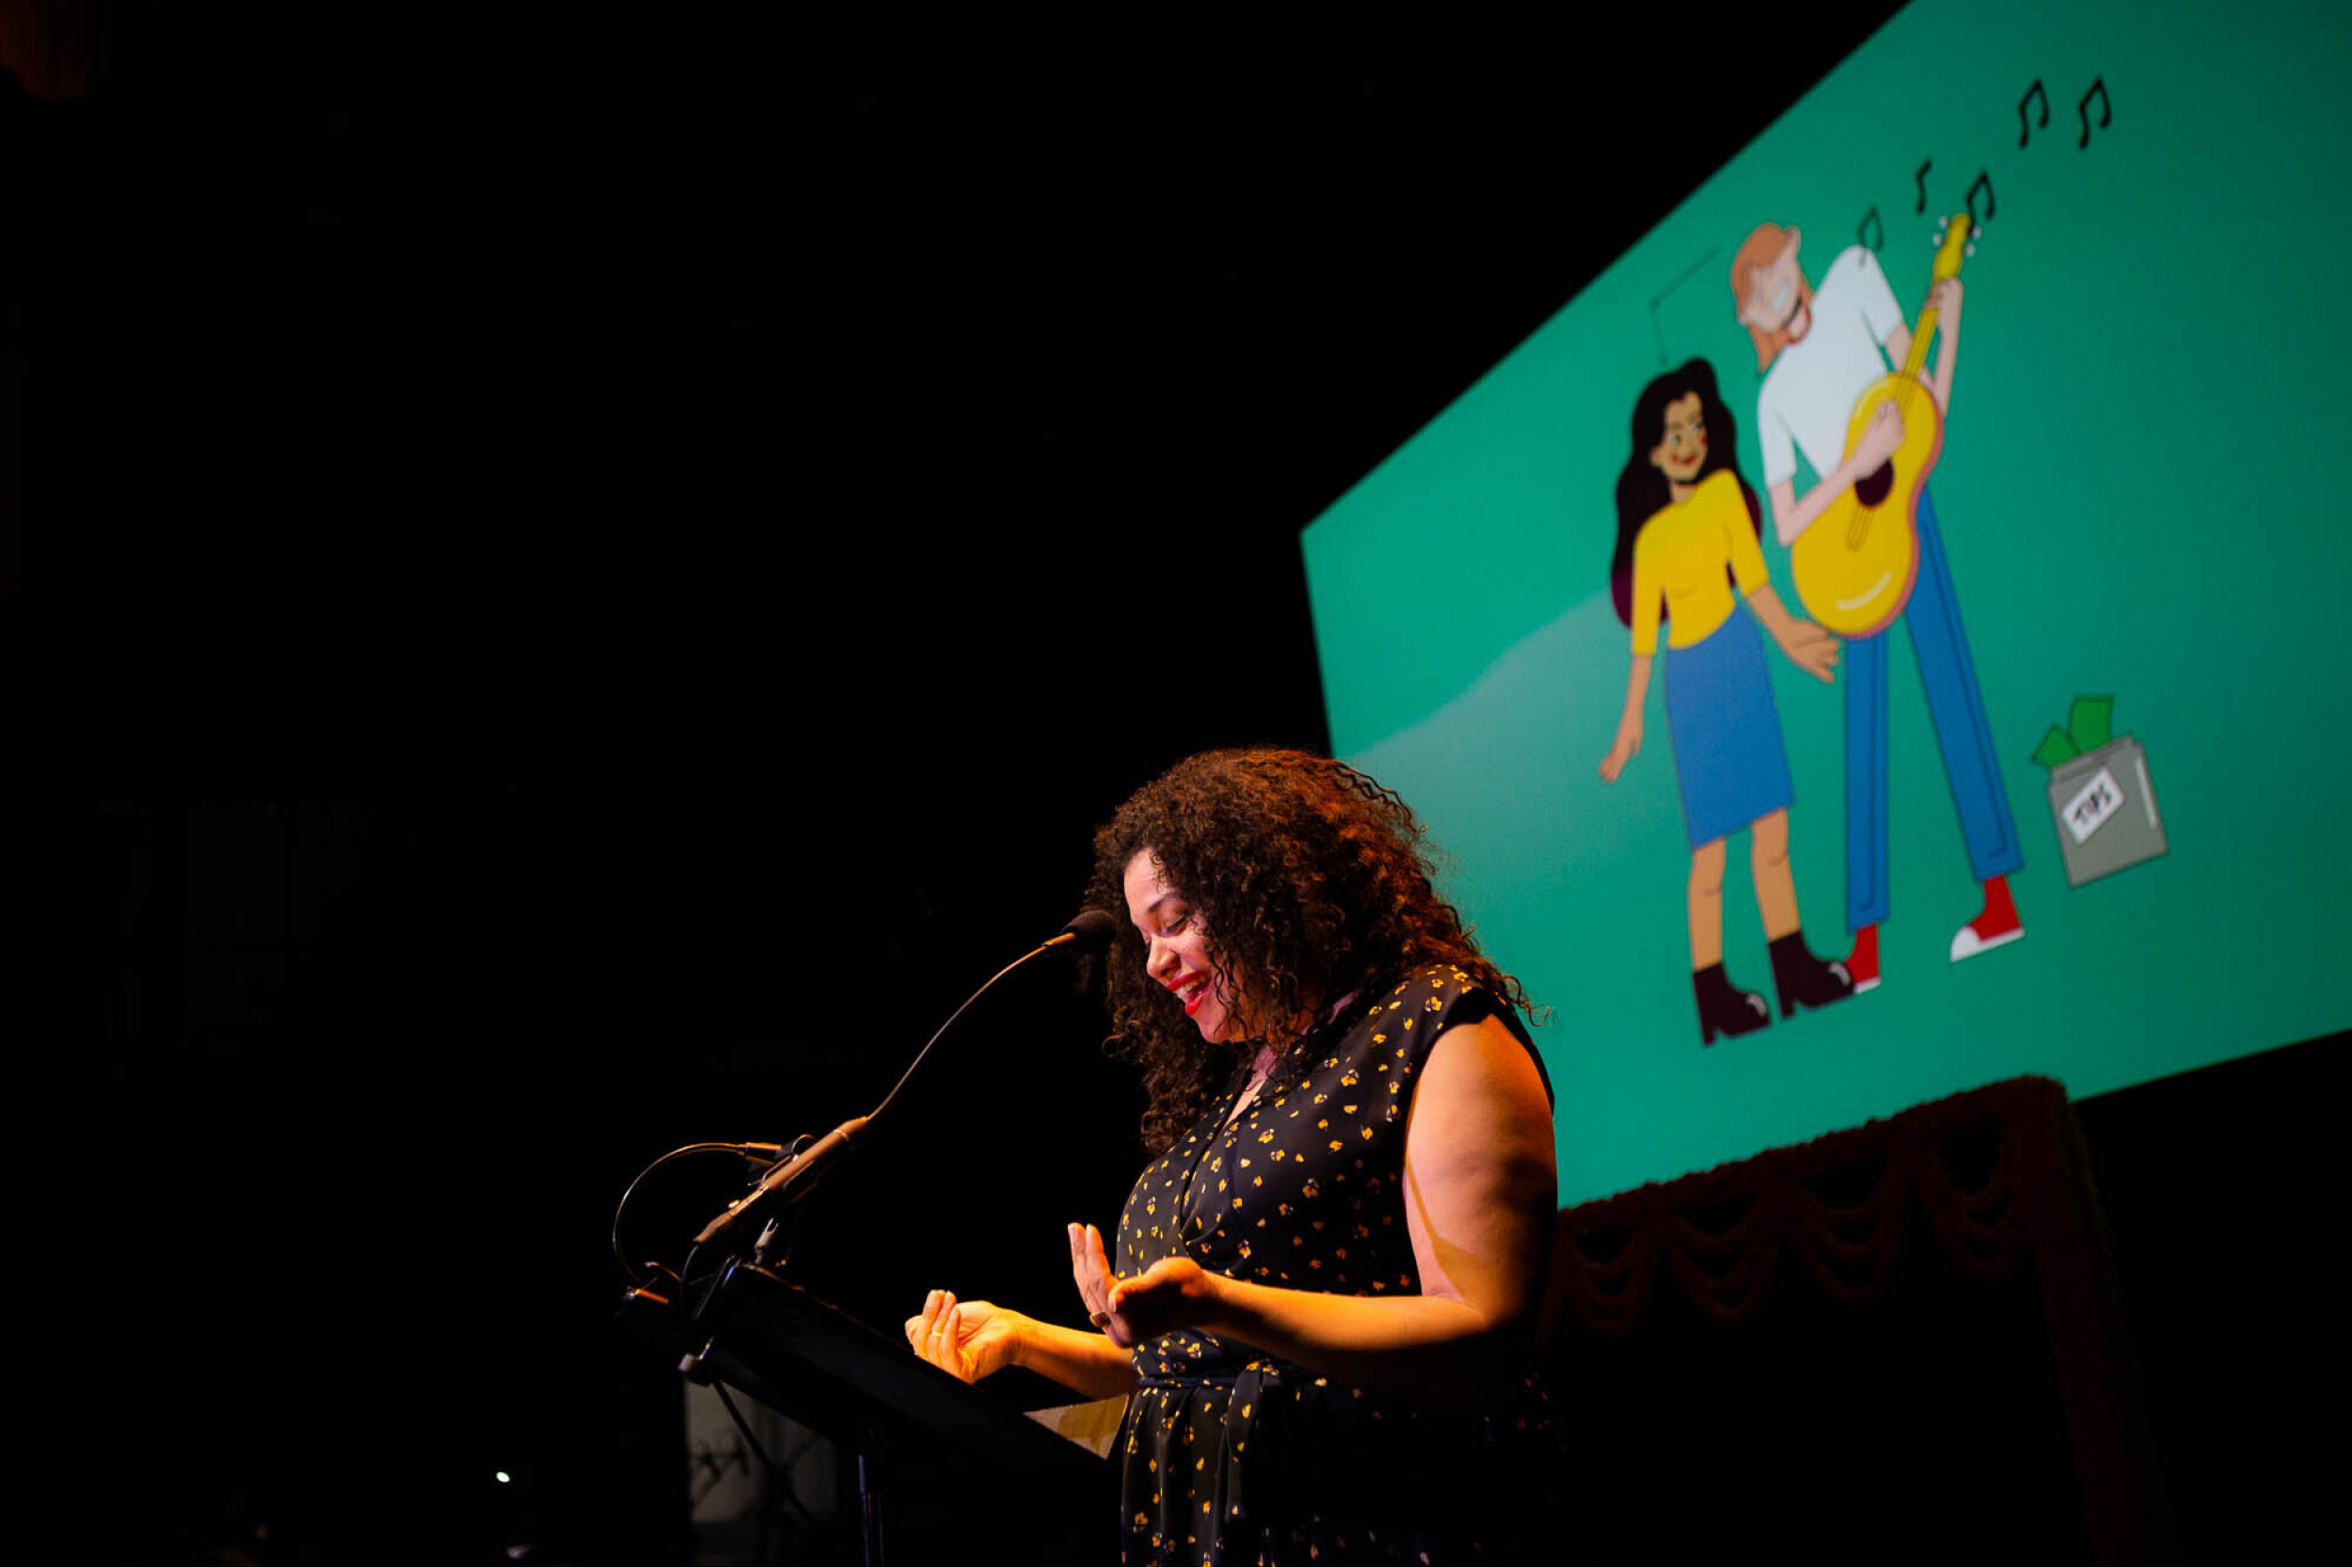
[1842,486,2023,931]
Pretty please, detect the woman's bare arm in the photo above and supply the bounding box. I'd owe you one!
[1599,654,1651,782]
[906,1291,1140,1402]
[1009,1316,1143,1400]
[1104,1015,1555,1404]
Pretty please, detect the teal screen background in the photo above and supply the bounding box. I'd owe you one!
[1300,0,2352,1206]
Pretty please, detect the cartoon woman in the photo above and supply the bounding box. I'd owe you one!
[1598,357,1855,1045]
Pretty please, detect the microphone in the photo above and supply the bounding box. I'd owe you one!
[689,909,1120,1247]
[1045,908,1120,954]
[692,1117,870,1243]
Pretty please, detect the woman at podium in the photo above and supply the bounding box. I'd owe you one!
[907,748,1560,1563]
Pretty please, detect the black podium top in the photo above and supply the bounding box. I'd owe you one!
[691,1259,1111,1494]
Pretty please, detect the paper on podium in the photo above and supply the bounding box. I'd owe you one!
[1026,1396,1129,1459]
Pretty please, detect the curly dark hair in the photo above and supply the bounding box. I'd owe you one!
[1080,749,1534,1154]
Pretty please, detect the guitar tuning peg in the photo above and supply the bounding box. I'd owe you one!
[1964,243,1976,257]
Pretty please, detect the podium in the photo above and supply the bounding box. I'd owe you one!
[632,1259,1114,1564]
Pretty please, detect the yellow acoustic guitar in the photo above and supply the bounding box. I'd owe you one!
[1789,214,1975,636]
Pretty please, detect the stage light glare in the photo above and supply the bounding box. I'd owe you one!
[496,1471,512,1484]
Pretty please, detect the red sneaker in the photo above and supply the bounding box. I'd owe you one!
[1846,924,1881,994]
[1949,874,2025,963]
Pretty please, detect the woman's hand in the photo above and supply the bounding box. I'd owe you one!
[903,1289,1026,1384]
[1070,1222,1142,1347]
[1746,585,1839,684]
[1774,617,1840,682]
[1071,1223,1224,1347]
[1599,713,1643,782]
[1106,1256,1221,1341]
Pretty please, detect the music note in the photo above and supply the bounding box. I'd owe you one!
[2078,76,2111,149]
[1914,159,1932,214]
[2019,78,2049,148]
[1966,170,1995,226]
[1858,204,1884,252]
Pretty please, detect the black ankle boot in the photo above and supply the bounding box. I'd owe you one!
[1692,963,1770,1047]
[1769,930,1856,1019]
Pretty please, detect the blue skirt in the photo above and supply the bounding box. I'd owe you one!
[1663,610,1794,849]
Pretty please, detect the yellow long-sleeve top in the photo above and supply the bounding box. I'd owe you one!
[1629,469,1771,657]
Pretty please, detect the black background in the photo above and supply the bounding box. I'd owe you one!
[56,4,2313,1560]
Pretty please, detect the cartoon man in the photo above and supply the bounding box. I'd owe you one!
[1731,223,2022,990]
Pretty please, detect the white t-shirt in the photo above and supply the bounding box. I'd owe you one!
[1754,245,1905,489]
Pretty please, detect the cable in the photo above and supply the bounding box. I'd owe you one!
[612,1142,780,1287]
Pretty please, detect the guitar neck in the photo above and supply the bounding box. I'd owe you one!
[1899,301,1941,381]
[1899,214,1971,384]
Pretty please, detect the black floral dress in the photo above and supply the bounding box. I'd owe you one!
[1112,964,1562,1566]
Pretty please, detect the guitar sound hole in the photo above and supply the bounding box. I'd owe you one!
[1853,462,1894,508]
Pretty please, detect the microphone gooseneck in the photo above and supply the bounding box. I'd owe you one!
[689,910,1118,1246]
